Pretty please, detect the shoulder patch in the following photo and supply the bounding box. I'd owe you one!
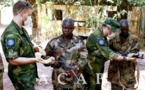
[6,38,15,47]
[98,38,106,46]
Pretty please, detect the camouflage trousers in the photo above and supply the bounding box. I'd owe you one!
[111,83,122,90]
[9,75,35,90]
[83,72,102,90]
[10,79,35,90]
[53,85,81,90]
[83,60,105,90]
[111,83,135,90]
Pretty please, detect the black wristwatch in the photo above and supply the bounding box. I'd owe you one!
[123,56,126,61]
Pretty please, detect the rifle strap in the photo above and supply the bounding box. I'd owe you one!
[117,62,139,90]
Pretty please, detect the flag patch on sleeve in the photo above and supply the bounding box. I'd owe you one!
[6,38,15,47]
[98,38,106,46]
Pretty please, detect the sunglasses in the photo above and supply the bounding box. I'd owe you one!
[19,2,29,13]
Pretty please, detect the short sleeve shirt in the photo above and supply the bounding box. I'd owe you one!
[1,20,37,85]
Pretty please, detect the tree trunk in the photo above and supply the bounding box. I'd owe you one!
[27,0,40,44]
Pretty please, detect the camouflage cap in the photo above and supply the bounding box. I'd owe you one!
[101,17,120,32]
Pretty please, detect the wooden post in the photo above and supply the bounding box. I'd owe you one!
[94,0,97,5]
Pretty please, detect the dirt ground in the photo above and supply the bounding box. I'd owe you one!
[0,25,145,90]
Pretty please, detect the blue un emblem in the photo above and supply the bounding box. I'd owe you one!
[98,38,105,46]
[6,38,15,47]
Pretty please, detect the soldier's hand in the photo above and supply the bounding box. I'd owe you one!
[74,62,82,70]
[71,62,82,75]
[72,65,81,71]
[34,45,46,56]
[51,61,61,68]
[127,53,135,57]
[126,56,137,64]
[35,52,43,61]
[66,70,73,77]
[126,57,136,61]
[38,57,55,64]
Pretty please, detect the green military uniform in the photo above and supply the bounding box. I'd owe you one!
[1,21,37,90]
[45,35,88,90]
[83,28,118,90]
[108,33,140,90]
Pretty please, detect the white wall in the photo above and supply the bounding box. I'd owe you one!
[1,6,13,25]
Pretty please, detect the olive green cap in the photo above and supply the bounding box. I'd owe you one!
[101,17,120,32]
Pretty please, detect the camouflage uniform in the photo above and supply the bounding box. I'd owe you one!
[1,21,38,90]
[83,18,120,90]
[45,35,88,90]
[108,33,140,90]
[83,28,118,90]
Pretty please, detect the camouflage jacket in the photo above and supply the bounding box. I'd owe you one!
[45,35,88,88]
[85,28,118,75]
[1,21,37,85]
[108,33,140,87]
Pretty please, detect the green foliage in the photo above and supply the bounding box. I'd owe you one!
[80,0,93,5]
[46,0,74,4]
[41,0,145,7]
[41,0,145,29]
[83,7,107,28]
[83,15,97,28]
[1,0,145,41]
[40,15,61,40]
[113,10,127,19]
[83,12,106,28]
[44,0,93,5]
[105,0,145,7]
[115,0,122,6]
[40,15,50,31]
[0,0,12,9]
[127,0,145,7]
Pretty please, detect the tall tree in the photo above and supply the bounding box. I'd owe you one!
[27,0,38,38]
